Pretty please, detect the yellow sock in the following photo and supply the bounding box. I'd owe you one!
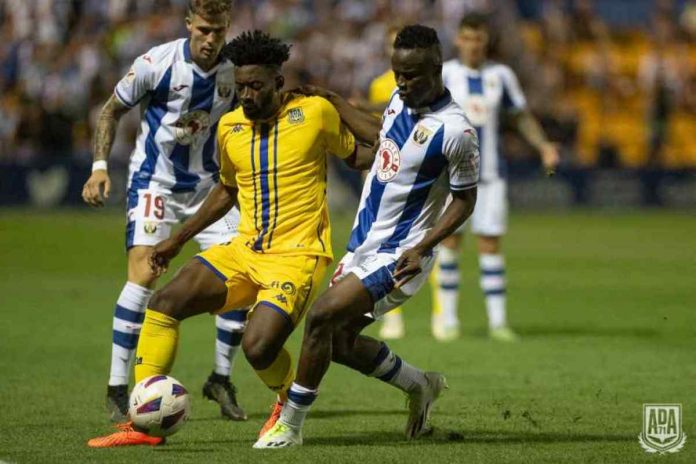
[134,309,180,383]
[429,263,443,317]
[254,347,294,403]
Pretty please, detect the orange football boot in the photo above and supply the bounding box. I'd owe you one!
[258,401,283,438]
[87,422,164,448]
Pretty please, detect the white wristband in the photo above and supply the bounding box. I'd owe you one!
[92,160,108,172]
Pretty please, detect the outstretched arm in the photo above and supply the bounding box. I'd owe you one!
[150,183,238,275]
[512,110,560,176]
[82,95,131,207]
[393,188,477,287]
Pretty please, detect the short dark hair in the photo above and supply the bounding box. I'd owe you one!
[222,30,291,68]
[459,12,489,30]
[393,24,440,50]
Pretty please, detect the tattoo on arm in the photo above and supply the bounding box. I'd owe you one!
[93,95,130,162]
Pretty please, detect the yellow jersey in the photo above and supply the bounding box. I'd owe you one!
[368,69,397,105]
[217,93,356,259]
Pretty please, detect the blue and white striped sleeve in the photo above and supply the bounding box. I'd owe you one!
[113,53,157,108]
[445,125,479,191]
[499,65,527,113]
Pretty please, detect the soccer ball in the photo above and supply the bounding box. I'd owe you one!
[128,375,191,437]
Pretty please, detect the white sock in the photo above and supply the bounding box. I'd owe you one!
[214,311,246,377]
[435,246,460,327]
[479,254,507,330]
[279,383,318,430]
[369,343,427,393]
[109,282,153,386]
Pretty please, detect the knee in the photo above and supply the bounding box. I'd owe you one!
[127,248,158,286]
[149,286,187,320]
[242,334,277,370]
[305,295,341,333]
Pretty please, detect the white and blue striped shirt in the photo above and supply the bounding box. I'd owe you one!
[442,60,527,182]
[347,89,479,256]
[114,38,236,193]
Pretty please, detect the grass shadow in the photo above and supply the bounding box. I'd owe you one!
[245,409,406,420]
[508,326,659,339]
[306,429,636,447]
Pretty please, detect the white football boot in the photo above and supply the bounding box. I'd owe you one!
[253,421,302,449]
[405,372,448,439]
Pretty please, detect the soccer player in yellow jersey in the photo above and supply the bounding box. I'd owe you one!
[367,69,396,108]
[87,30,375,448]
[363,23,400,114]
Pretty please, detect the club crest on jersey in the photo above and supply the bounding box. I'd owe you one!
[377,138,401,183]
[287,108,305,124]
[231,124,244,133]
[174,110,211,146]
[412,125,433,145]
[217,82,233,99]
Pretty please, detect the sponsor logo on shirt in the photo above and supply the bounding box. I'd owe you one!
[174,110,211,145]
[376,138,400,183]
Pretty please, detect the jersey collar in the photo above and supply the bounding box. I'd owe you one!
[458,59,489,74]
[183,39,223,78]
[410,88,452,116]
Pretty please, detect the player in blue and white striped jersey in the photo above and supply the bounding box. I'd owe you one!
[255,25,479,448]
[82,0,246,424]
[431,12,559,341]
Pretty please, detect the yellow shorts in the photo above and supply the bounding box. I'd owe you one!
[196,238,329,326]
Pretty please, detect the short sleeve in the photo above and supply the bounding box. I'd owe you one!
[445,127,480,191]
[319,98,356,159]
[114,54,157,108]
[217,122,237,188]
[500,66,527,112]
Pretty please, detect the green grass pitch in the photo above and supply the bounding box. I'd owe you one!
[0,209,694,463]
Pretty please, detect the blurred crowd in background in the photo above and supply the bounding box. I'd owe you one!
[1,0,695,170]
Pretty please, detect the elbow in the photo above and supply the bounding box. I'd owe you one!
[354,158,373,171]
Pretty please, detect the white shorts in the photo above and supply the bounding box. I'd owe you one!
[330,251,435,319]
[125,183,240,251]
[456,178,508,236]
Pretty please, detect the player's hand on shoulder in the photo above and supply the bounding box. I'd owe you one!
[82,170,111,207]
[290,85,336,101]
[149,238,182,276]
[393,248,425,289]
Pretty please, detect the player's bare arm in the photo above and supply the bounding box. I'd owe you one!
[512,110,560,176]
[82,95,131,207]
[294,85,381,144]
[350,99,388,114]
[150,183,238,275]
[344,139,379,171]
[393,187,477,287]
